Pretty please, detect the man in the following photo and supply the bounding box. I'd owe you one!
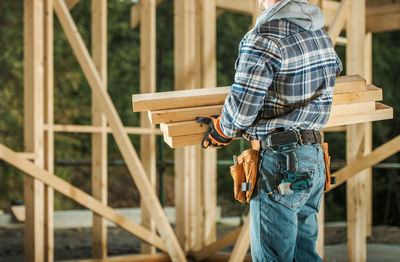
[197,0,342,261]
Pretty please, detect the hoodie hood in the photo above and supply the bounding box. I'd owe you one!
[255,0,325,31]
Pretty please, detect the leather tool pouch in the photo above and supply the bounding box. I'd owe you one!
[321,142,333,192]
[229,148,259,203]
[229,164,246,203]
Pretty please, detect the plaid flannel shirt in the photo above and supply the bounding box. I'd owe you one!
[220,20,343,140]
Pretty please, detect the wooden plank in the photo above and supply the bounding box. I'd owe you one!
[91,0,108,258]
[44,0,54,260]
[200,0,217,247]
[140,0,157,254]
[24,0,45,261]
[53,1,186,260]
[332,134,400,188]
[11,205,26,222]
[152,101,374,125]
[192,227,242,261]
[130,0,164,30]
[16,152,39,160]
[366,3,400,33]
[133,75,366,112]
[328,0,348,46]
[66,253,171,262]
[322,126,346,132]
[163,103,392,148]
[0,144,167,252]
[65,0,79,9]
[365,31,373,237]
[346,1,367,261]
[174,0,200,252]
[228,215,250,262]
[149,105,223,124]
[331,85,381,105]
[215,0,253,14]
[323,0,341,27]
[161,101,387,138]
[47,124,162,135]
[328,101,375,117]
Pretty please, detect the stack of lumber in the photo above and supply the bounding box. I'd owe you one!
[132,75,393,148]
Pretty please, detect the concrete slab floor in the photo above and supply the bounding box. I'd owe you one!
[325,244,400,262]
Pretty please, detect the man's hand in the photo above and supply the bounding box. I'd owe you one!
[196,115,232,149]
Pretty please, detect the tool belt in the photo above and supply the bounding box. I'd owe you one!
[230,146,259,204]
[229,130,335,203]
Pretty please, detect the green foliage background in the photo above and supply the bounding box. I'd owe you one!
[0,1,399,226]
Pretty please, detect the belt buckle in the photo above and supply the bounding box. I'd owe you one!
[295,130,304,146]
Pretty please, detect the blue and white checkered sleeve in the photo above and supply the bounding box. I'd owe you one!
[220,35,282,138]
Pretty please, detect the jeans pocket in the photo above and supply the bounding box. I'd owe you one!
[269,167,315,210]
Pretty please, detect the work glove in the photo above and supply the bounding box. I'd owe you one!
[195,115,232,149]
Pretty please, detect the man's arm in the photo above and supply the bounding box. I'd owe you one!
[220,34,282,138]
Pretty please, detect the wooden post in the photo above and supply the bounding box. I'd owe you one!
[364,32,373,237]
[346,1,369,261]
[91,0,108,258]
[200,0,217,246]
[44,0,54,261]
[140,0,157,254]
[229,215,250,262]
[174,0,200,252]
[53,1,186,260]
[24,0,45,261]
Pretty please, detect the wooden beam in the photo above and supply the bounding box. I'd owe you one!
[328,0,348,46]
[149,105,223,125]
[345,0,368,260]
[200,0,217,247]
[16,152,39,160]
[65,0,79,9]
[152,101,374,125]
[192,227,242,261]
[133,75,366,112]
[174,0,201,252]
[130,0,164,30]
[161,102,390,138]
[215,0,253,14]
[366,3,400,33]
[65,253,171,262]
[163,103,392,148]
[332,135,400,188]
[228,215,250,262]
[24,0,45,260]
[45,124,162,135]
[91,0,108,258]
[365,31,373,237]
[0,143,167,251]
[53,1,186,260]
[44,0,54,261]
[140,0,157,254]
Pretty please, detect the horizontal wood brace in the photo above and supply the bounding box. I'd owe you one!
[43,124,162,135]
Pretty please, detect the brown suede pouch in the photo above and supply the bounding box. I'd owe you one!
[237,149,259,203]
[229,163,246,203]
[321,142,332,192]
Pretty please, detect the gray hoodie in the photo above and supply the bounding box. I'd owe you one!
[255,0,325,31]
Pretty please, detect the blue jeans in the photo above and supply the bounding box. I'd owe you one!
[250,144,325,262]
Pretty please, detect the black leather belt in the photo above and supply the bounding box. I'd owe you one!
[261,130,322,151]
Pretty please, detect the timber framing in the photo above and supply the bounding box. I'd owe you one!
[1,0,396,261]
